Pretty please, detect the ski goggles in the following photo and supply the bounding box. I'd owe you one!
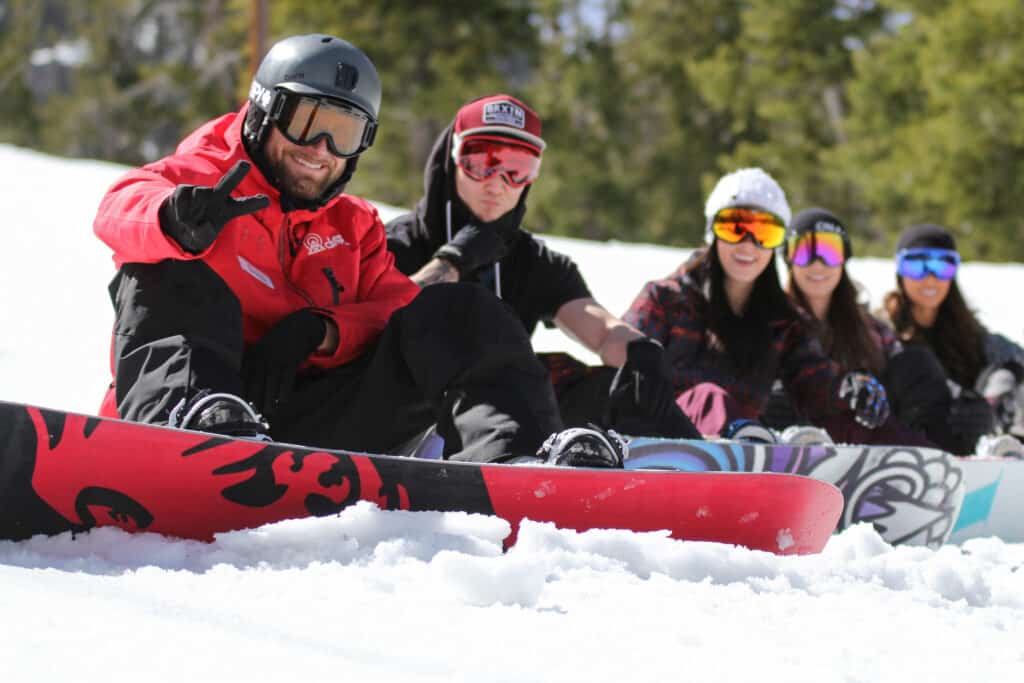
[710,208,787,249]
[787,230,846,267]
[896,248,960,281]
[275,94,376,158]
[452,136,542,187]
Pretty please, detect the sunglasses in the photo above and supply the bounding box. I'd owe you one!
[276,94,375,158]
[711,208,786,249]
[787,230,846,268]
[896,248,960,281]
[453,136,542,187]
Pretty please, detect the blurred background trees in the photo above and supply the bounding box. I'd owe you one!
[1,0,1022,259]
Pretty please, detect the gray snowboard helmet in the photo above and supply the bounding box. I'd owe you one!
[243,33,381,156]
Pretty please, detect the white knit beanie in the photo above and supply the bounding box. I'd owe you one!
[704,168,791,244]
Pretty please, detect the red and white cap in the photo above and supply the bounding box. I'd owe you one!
[452,94,546,153]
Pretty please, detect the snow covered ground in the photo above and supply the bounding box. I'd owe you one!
[1,144,1022,682]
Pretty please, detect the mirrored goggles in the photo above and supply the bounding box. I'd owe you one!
[711,208,787,249]
[896,248,960,281]
[787,231,846,267]
[454,136,542,187]
[276,94,374,158]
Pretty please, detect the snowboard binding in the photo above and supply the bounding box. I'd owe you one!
[537,426,628,468]
[168,390,270,441]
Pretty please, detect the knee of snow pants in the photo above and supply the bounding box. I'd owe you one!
[109,260,244,425]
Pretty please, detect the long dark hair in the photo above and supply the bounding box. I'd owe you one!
[883,277,987,388]
[682,246,798,380]
[788,268,885,375]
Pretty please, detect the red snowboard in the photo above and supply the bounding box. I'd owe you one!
[0,401,842,555]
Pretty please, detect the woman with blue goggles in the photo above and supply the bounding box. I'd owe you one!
[881,224,1024,456]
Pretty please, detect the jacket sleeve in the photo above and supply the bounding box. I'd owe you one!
[385,213,436,276]
[984,332,1024,372]
[93,161,202,264]
[622,278,707,392]
[777,319,846,422]
[866,311,902,358]
[309,213,420,368]
[622,280,673,345]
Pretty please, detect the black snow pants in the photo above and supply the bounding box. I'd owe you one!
[108,259,563,463]
[539,351,700,438]
[885,344,990,455]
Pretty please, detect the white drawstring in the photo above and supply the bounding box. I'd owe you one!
[445,199,453,241]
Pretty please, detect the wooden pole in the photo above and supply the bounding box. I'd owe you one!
[248,0,268,79]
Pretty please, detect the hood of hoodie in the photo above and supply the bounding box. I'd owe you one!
[414,121,532,250]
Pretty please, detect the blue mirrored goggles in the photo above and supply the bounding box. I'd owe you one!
[896,248,960,281]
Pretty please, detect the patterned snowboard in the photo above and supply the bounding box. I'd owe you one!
[948,455,1024,544]
[624,438,966,549]
[0,401,842,555]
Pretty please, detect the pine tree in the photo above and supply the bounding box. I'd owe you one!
[0,0,46,147]
[3,0,246,164]
[840,0,1024,259]
[686,0,886,248]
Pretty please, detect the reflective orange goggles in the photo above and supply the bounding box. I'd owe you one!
[711,208,787,249]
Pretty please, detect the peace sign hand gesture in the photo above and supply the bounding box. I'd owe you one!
[159,160,270,254]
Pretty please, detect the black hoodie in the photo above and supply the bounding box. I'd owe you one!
[385,123,591,335]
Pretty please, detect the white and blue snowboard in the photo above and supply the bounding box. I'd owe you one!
[413,432,966,548]
[625,437,965,549]
[948,455,1024,544]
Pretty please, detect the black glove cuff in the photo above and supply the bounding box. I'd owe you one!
[625,338,666,373]
[433,244,466,273]
[299,310,329,351]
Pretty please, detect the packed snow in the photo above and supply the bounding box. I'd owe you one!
[1,145,1022,682]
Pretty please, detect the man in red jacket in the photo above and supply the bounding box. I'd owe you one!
[92,33,625,466]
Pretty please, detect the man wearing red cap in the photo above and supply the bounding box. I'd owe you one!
[387,94,698,439]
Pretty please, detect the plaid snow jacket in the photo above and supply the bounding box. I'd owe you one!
[622,260,849,424]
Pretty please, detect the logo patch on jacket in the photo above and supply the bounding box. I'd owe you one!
[483,101,526,129]
[237,255,275,289]
[303,233,348,255]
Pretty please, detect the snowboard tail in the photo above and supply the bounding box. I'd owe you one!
[948,456,1024,543]
[0,401,841,555]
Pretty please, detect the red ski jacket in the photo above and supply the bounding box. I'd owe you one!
[94,108,419,414]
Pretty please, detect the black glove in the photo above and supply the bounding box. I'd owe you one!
[159,160,270,254]
[433,205,524,277]
[839,371,891,429]
[605,338,700,439]
[760,387,802,431]
[433,223,508,276]
[242,309,327,418]
[947,393,996,441]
